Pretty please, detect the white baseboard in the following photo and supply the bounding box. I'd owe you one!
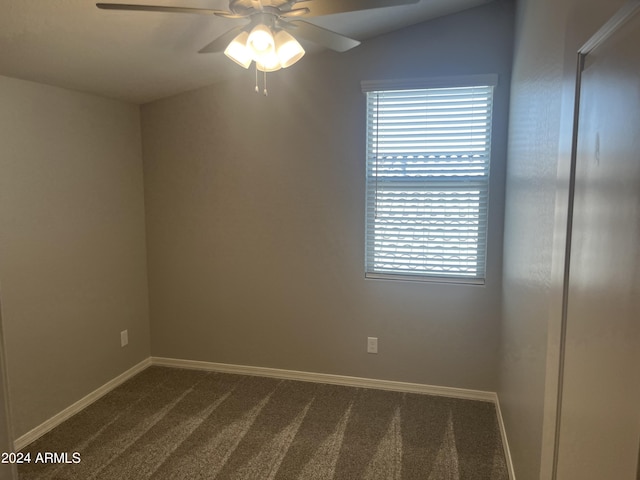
[14,358,151,451]
[494,394,516,480]
[151,356,496,403]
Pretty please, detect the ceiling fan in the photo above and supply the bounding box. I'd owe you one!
[97,0,419,93]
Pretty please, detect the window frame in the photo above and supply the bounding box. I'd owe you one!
[361,75,498,285]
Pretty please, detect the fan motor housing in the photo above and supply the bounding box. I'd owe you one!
[229,0,298,16]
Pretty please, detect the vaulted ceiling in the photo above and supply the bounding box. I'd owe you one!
[0,0,493,103]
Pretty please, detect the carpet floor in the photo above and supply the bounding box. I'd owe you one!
[18,366,508,479]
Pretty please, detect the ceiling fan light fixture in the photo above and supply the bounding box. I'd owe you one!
[95,0,405,95]
[247,23,275,58]
[274,29,304,68]
[224,31,251,68]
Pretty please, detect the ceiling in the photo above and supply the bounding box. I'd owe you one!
[0,0,493,104]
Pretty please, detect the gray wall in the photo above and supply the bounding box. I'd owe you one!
[141,2,513,391]
[499,0,626,478]
[0,76,151,438]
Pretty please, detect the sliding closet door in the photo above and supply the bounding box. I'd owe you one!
[556,4,640,479]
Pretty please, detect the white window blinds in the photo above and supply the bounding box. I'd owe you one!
[364,79,495,283]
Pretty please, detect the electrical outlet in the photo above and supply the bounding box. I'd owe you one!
[120,330,128,347]
[367,336,378,354]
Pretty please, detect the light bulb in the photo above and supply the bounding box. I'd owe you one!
[248,24,275,58]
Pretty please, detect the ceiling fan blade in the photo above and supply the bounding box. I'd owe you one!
[297,0,420,18]
[284,20,360,52]
[96,3,242,17]
[198,25,246,53]
[279,7,311,18]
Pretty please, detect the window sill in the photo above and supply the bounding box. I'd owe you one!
[365,272,485,286]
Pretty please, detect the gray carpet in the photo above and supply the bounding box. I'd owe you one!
[18,366,508,479]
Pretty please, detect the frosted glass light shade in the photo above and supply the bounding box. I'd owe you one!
[275,30,305,68]
[256,51,282,72]
[224,31,251,68]
[248,24,275,58]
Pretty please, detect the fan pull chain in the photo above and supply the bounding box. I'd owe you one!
[263,70,268,96]
[253,64,268,96]
[255,63,259,94]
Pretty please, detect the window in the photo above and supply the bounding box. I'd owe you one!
[362,75,497,283]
